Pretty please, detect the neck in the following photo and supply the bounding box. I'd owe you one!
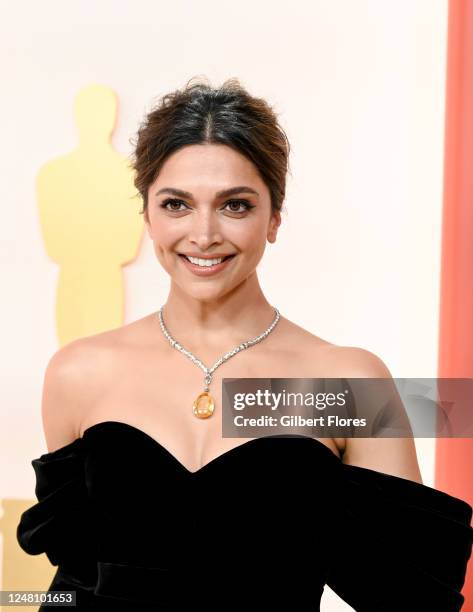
[160,273,278,350]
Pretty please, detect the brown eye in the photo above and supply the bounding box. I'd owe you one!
[223,199,254,213]
[161,199,187,212]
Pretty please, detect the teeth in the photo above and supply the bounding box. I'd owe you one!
[187,256,225,267]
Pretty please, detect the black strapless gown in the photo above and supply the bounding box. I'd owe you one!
[17,421,473,611]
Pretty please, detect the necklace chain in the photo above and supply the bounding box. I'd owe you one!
[157,305,281,391]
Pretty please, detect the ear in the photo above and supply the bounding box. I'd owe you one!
[267,210,281,243]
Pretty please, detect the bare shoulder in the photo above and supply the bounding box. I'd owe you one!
[42,315,157,453]
[318,344,423,484]
[42,326,126,453]
[322,344,393,376]
[276,317,335,354]
[277,319,393,375]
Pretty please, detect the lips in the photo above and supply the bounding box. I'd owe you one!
[178,253,236,276]
[179,254,235,261]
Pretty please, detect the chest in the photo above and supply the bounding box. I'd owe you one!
[81,344,341,471]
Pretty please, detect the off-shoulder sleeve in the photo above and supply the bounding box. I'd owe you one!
[325,462,473,611]
[16,438,97,577]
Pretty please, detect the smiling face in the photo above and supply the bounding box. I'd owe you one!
[145,143,281,301]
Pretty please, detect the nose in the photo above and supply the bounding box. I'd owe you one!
[188,208,224,250]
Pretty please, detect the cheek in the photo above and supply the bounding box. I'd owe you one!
[231,216,264,238]
[147,228,173,264]
[150,222,180,248]
[234,223,267,252]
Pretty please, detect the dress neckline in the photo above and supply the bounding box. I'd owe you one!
[32,420,473,515]
[81,419,341,475]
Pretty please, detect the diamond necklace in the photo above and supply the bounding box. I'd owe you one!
[157,305,281,419]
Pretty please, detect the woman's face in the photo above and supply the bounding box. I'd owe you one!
[145,143,281,301]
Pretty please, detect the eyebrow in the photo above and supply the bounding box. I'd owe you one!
[155,186,259,199]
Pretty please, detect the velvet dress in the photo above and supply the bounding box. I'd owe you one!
[17,421,473,611]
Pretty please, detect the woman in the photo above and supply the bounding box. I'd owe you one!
[17,77,472,610]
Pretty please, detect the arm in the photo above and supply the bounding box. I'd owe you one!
[41,339,92,453]
[327,346,423,484]
[323,348,472,611]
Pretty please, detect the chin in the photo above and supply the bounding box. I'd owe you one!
[178,283,235,302]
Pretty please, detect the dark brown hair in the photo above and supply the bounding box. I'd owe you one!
[129,76,291,220]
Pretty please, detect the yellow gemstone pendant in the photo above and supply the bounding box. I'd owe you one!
[193,391,215,419]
